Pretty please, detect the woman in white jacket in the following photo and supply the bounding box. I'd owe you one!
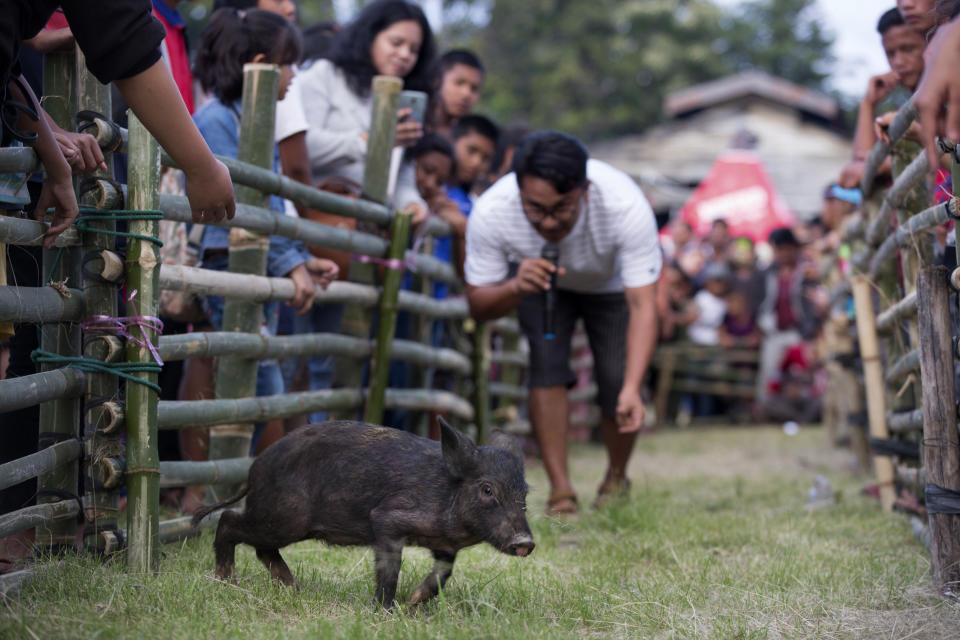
[279,0,435,219]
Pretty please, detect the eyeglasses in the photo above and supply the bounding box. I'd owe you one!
[520,190,583,224]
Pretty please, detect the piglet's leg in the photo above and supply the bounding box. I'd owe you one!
[409,550,456,606]
[372,539,403,609]
[256,548,296,587]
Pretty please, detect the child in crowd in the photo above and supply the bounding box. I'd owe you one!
[428,49,485,138]
[435,114,499,283]
[687,261,729,347]
[178,8,338,509]
[412,133,456,205]
[719,288,761,349]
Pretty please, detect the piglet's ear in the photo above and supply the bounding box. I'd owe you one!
[439,416,478,479]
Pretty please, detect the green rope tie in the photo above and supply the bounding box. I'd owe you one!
[31,349,162,394]
[74,207,164,247]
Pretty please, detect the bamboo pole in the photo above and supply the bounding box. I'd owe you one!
[471,321,491,444]
[157,387,473,427]
[0,368,85,412]
[158,458,253,489]
[0,285,84,323]
[0,440,82,493]
[76,50,123,555]
[157,264,469,318]
[0,215,81,247]
[0,501,80,539]
[160,151,392,226]
[159,389,364,428]
[0,146,40,173]
[209,64,278,500]
[877,292,917,334]
[860,99,917,195]
[362,76,402,204]
[851,275,896,512]
[364,210,413,425]
[916,266,960,594]
[124,113,162,572]
[36,48,81,552]
[155,331,470,374]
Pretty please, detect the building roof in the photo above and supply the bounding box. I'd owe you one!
[664,70,839,121]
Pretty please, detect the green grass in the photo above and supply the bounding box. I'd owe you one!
[3,426,958,639]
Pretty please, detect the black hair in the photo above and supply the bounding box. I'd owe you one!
[431,49,484,91]
[302,21,339,66]
[408,131,455,162]
[935,0,960,19]
[512,130,588,194]
[490,125,530,174]
[213,0,258,8]
[328,0,436,98]
[195,8,303,103]
[768,227,800,247]
[877,7,906,34]
[450,114,499,145]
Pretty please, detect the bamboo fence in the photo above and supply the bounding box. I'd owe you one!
[819,97,960,595]
[0,53,538,583]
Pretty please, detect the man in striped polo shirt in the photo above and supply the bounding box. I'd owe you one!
[464,130,662,517]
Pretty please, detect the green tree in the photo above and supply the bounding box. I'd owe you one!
[719,0,835,90]
[440,0,835,140]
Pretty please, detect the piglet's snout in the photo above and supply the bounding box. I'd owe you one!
[507,535,535,557]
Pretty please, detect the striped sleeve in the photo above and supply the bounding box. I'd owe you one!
[464,199,510,287]
[617,192,662,288]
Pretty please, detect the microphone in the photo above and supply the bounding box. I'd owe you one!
[541,242,560,340]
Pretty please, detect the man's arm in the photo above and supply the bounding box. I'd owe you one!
[465,257,563,322]
[616,283,658,433]
[853,72,898,160]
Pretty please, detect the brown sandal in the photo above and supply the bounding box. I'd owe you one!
[546,490,579,517]
[593,476,631,509]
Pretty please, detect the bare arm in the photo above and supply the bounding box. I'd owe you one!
[616,283,658,433]
[114,60,235,224]
[465,257,563,322]
[278,131,311,218]
[853,72,898,159]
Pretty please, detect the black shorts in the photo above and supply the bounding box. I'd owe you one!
[517,289,629,418]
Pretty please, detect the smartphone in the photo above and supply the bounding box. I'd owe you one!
[397,90,428,124]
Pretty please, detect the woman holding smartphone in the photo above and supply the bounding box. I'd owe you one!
[277,0,435,221]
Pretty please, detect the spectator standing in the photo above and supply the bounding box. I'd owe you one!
[464,131,661,516]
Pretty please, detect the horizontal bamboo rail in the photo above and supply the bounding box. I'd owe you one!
[158,457,252,489]
[0,146,41,173]
[0,439,82,492]
[489,316,521,335]
[490,351,528,367]
[156,331,471,374]
[0,285,84,323]
[861,99,917,195]
[0,500,79,538]
[887,409,925,435]
[869,199,956,278]
[885,349,921,385]
[877,292,917,334]
[157,387,473,428]
[158,264,469,319]
[161,150,393,226]
[865,152,929,248]
[489,382,598,404]
[0,368,86,413]
[0,216,80,247]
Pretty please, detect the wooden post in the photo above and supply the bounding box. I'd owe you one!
[916,266,960,594]
[209,64,278,500]
[471,321,491,444]
[124,113,162,572]
[75,49,123,555]
[35,49,81,552]
[851,275,896,512]
[363,209,413,425]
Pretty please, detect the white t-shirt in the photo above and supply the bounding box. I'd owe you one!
[464,159,662,293]
[688,289,727,345]
[275,68,309,143]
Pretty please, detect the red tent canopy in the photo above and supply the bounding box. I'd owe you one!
[678,151,795,244]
